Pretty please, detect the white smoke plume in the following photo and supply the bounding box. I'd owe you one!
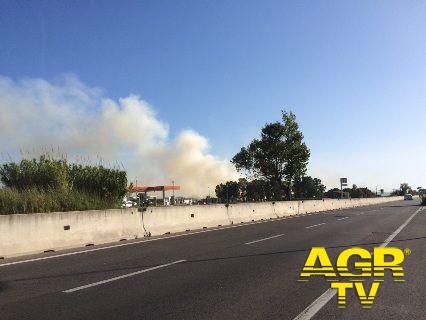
[0,74,238,197]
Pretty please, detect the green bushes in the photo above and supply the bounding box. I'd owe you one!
[0,157,70,191]
[0,188,119,215]
[68,163,127,200]
[0,156,127,215]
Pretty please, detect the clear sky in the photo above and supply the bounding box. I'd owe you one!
[1,1,425,192]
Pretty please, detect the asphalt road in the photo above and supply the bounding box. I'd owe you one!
[0,199,424,320]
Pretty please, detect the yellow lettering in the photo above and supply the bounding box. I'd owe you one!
[354,282,380,308]
[336,247,372,277]
[373,247,404,279]
[300,247,337,279]
[331,282,353,308]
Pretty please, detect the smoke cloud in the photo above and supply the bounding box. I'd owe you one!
[0,74,238,197]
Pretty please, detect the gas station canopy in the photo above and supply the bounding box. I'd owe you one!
[128,185,180,192]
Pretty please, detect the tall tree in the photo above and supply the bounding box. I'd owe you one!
[232,111,310,200]
[399,183,412,195]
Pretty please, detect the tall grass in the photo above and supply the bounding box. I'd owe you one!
[0,156,127,215]
[0,188,120,215]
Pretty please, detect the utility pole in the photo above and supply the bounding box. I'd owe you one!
[226,184,229,204]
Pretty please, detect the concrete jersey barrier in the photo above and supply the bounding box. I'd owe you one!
[0,196,403,258]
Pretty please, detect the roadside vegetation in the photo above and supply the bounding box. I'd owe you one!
[325,185,376,199]
[215,111,383,203]
[0,156,127,215]
[229,111,311,201]
[390,183,417,196]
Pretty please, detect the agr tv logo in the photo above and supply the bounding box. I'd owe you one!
[299,247,410,308]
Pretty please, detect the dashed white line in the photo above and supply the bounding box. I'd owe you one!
[245,234,285,245]
[63,259,186,293]
[336,217,349,221]
[292,206,423,320]
[305,222,326,229]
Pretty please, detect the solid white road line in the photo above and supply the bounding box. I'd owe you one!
[379,207,421,247]
[63,259,186,293]
[292,206,423,320]
[293,288,337,320]
[245,234,285,245]
[305,223,326,229]
[337,217,349,221]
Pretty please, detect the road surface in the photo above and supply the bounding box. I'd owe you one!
[0,199,424,319]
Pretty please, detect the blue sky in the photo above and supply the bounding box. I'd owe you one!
[1,1,425,192]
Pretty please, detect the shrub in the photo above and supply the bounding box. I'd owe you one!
[0,156,127,214]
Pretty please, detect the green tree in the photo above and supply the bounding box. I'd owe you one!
[390,183,414,196]
[245,179,279,202]
[232,111,310,200]
[215,179,282,202]
[324,188,341,199]
[215,181,240,203]
[335,184,375,198]
[293,176,326,199]
[400,183,412,195]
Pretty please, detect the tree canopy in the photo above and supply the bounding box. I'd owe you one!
[293,176,326,199]
[231,111,310,200]
[324,184,375,199]
[390,183,415,196]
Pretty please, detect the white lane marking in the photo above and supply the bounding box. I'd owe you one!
[293,288,337,320]
[63,259,186,293]
[305,223,326,229]
[379,207,421,247]
[245,234,285,245]
[292,206,423,320]
[336,217,349,221]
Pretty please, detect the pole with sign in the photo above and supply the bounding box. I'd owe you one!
[340,178,348,199]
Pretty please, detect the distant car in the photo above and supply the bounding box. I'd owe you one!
[121,200,136,208]
[404,194,413,200]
